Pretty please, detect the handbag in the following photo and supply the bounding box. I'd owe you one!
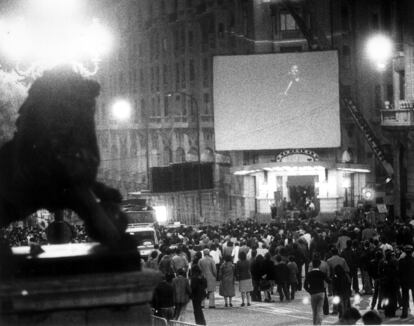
[259,279,271,291]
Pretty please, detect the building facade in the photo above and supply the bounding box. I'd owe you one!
[95,0,414,224]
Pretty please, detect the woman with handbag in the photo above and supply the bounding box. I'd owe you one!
[219,255,236,307]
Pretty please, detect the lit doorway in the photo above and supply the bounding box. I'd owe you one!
[286,175,319,214]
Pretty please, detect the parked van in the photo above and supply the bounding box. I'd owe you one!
[126,224,159,260]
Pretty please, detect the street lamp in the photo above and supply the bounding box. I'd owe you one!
[366,34,394,71]
[111,99,132,122]
[167,92,203,222]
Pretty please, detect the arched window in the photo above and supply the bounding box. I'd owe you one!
[187,147,198,162]
[163,147,172,165]
[175,147,186,163]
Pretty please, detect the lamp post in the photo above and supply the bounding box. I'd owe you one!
[167,92,203,223]
[366,33,406,219]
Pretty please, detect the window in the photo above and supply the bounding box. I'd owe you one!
[188,30,194,48]
[189,59,195,82]
[218,23,225,39]
[157,96,161,116]
[134,100,139,123]
[181,60,186,88]
[180,26,186,50]
[164,95,170,116]
[203,58,209,87]
[151,97,156,117]
[140,98,146,120]
[342,45,351,69]
[155,66,160,91]
[203,93,210,114]
[242,5,248,35]
[386,84,393,104]
[174,27,179,52]
[150,67,154,91]
[175,63,180,90]
[131,69,137,93]
[280,12,298,31]
[175,95,183,115]
[160,0,165,15]
[341,4,350,31]
[163,64,168,87]
[372,13,379,30]
[374,84,381,109]
[154,31,159,59]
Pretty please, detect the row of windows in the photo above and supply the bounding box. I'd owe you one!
[102,54,211,100]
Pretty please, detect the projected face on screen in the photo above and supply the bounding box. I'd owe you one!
[213,51,340,151]
[283,64,300,96]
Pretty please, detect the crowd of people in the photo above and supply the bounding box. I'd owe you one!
[2,212,414,325]
[148,215,414,325]
[0,223,91,247]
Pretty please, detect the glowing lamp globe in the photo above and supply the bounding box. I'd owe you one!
[366,34,393,70]
[112,100,131,121]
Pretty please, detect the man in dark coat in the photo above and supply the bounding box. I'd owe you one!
[190,265,207,325]
[152,273,175,320]
[398,245,414,318]
[250,249,264,302]
[341,239,360,294]
[274,255,290,301]
[379,250,399,317]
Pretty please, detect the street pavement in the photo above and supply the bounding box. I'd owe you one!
[181,286,414,326]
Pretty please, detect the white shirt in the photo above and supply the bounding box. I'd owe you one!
[232,246,240,263]
[210,249,222,264]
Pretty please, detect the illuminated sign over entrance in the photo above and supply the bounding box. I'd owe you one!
[275,149,319,163]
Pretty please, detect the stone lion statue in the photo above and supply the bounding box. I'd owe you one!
[0,67,133,249]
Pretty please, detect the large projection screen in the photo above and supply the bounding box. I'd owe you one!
[213,51,340,151]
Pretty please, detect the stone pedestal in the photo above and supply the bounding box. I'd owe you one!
[0,243,161,326]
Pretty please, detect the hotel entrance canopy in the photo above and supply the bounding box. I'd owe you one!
[231,162,370,176]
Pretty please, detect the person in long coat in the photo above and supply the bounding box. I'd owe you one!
[198,248,217,308]
[219,254,236,307]
[262,252,275,302]
[190,265,207,325]
[332,265,351,321]
[172,268,191,321]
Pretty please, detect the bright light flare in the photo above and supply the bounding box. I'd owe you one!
[0,8,111,77]
[302,297,310,305]
[112,100,132,121]
[154,206,167,224]
[366,34,393,70]
[332,296,341,305]
[82,18,112,60]
[0,17,30,61]
[29,0,82,18]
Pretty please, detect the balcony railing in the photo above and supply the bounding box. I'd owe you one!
[381,109,414,128]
